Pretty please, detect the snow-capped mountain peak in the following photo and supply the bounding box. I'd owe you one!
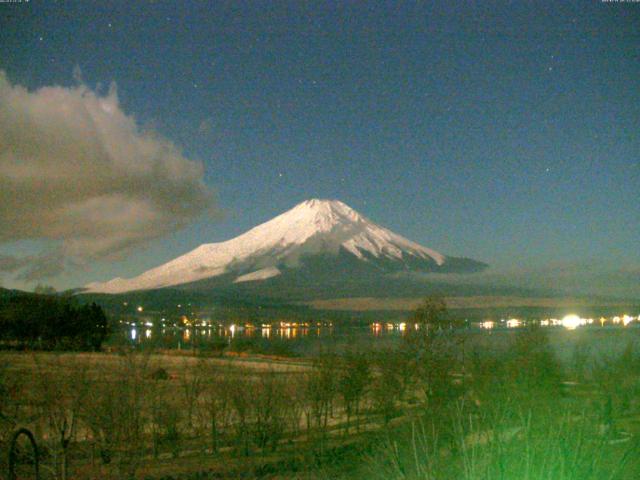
[85,199,478,294]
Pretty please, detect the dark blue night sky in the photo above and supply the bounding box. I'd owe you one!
[0,1,638,291]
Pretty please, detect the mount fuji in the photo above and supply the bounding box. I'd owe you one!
[85,199,487,295]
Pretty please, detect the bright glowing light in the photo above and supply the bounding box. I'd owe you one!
[506,318,521,328]
[561,314,584,330]
[229,324,236,337]
[622,315,634,326]
[480,321,495,329]
[130,328,137,340]
[145,328,152,339]
[398,322,406,332]
[372,323,382,336]
[136,306,143,312]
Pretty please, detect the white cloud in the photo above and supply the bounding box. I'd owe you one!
[0,71,216,280]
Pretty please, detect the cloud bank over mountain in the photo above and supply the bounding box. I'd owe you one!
[0,72,216,280]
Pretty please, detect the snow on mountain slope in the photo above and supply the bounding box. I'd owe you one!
[85,199,453,293]
[233,266,281,283]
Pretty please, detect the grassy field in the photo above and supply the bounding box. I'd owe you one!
[2,325,640,479]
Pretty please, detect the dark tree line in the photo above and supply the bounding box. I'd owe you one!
[0,293,109,350]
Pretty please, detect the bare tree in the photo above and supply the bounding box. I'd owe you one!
[304,353,338,454]
[179,358,205,432]
[337,351,370,434]
[227,372,253,456]
[404,296,460,409]
[371,349,409,426]
[33,354,89,480]
[199,363,235,455]
[251,370,289,452]
[82,352,150,479]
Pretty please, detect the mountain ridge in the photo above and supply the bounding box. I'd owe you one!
[85,199,487,294]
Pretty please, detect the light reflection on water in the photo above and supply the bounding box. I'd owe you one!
[126,323,340,344]
[124,313,639,344]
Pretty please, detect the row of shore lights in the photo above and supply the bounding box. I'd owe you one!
[481,314,638,331]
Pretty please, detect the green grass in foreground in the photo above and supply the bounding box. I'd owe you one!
[2,325,640,479]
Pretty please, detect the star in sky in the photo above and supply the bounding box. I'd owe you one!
[0,1,638,291]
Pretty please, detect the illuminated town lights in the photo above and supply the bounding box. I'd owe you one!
[136,306,143,312]
[229,324,236,337]
[540,319,549,327]
[622,315,633,326]
[506,318,521,328]
[561,314,585,330]
[398,322,406,332]
[481,321,495,329]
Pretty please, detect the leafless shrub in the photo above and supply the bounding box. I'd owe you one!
[81,352,150,479]
[32,354,89,480]
[337,350,370,434]
[251,371,290,452]
[199,363,233,454]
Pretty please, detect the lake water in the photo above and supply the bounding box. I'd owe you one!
[113,315,640,362]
